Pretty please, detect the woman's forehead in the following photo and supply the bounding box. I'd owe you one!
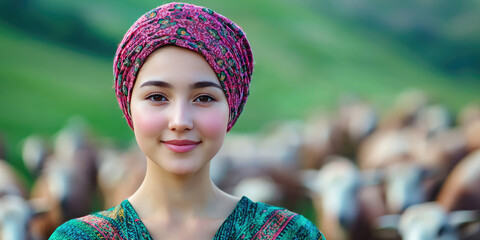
[142,46,212,70]
[136,46,219,87]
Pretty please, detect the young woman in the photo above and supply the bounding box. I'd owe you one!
[51,2,324,239]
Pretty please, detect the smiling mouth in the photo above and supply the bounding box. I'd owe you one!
[162,140,200,153]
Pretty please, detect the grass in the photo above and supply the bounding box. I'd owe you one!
[0,23,131,179]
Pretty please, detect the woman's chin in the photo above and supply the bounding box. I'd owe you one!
[163,162,203,176]
[147,155,210,176]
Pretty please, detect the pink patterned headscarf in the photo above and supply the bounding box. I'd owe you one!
[113,2,254,132]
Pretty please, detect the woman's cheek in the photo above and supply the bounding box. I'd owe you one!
[198,107,229,136]
[132,106,167,136]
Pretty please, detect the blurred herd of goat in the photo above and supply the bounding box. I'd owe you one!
[1,89,480,240]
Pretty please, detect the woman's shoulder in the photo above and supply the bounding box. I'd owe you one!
[49,213,111,239]
[246,198,325,239]
[49,201,130,240]
[280,212,325,240]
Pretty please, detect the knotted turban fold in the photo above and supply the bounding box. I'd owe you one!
[113,2,254,131]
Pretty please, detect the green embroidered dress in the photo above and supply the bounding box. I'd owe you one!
[50,196,324,239]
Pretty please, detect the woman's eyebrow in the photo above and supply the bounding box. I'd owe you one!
[140,80,222,90]
[140,80,172,88]
[190,81,222,90]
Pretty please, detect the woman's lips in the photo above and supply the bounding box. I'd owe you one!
[162,140,200,153]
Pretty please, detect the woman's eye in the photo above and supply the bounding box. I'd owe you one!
[195,95,215,103]
[147,94,167,102]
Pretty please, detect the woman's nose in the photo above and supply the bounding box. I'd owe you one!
[168,101,193,132]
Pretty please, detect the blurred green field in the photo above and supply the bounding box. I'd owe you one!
[1,0,480,181]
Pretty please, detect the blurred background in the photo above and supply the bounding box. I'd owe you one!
[1,0,480,239]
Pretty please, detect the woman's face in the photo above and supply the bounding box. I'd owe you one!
[130,46,229,175]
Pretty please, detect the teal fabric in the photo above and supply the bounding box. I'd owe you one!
[50,196,324,239]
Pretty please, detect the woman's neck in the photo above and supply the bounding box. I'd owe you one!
[128,159,238,221]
